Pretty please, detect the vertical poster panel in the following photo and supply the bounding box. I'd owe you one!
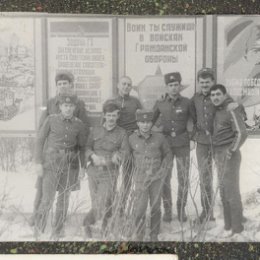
[124,18,196,109]
[217,15,260,133]
[47,18,113,113]
[0,18,36,132]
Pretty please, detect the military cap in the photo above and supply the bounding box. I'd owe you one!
[136,109,154,122]
[164,72,182,85]
[58,92,77,105]
[55,71,74,84]
[197,68,215,79]
[103,100,121,113]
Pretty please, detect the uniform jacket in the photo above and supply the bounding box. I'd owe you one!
[190,91,215,145]
[35,114,86,190]
[129,130,173,183]
[213,98,248,152]
[110,95,142,135]
[39,95,89,135]
[153,94,192,147]
[85,125,130,177]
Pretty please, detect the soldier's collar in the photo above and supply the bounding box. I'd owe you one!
[199,91,210,97]
[60,113,74,122]
[118,93,130,100]
[166,93,181,102]
[103,123,117,132]
[137,129,152,139]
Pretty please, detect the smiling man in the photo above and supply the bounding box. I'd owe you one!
[190,68,216,223]
[210,84,247,237]
[83,102,130,238]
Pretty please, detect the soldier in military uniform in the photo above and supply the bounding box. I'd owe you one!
[30,71,89,226]
[83,102,130,238]
[107,76,143,214]
[189,68,216,223]
[153,72,194,222]
[129,109,172,241]
[34,92,86,239]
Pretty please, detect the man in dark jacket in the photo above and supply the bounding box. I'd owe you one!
[210,84,247,236]
[34,92,86,239]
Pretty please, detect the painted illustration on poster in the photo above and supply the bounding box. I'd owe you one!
[217,16,260,132]
[124,18,196,109]
[0,18,35,131]
[47,18,113,113]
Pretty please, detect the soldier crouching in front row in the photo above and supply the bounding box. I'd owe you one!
[82,102,130,238]
[34,92,86,240]
[129,109,173,241]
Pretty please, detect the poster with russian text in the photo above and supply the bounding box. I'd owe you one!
[0,18,37,132]
[123,18,196,109]
[47,18,113,112]
[217,15,260,132]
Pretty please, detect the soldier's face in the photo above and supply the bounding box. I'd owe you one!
[56,80,72,94]
[198,77,214,95]
[104,110,120,127]
[117,77,132,96]
[137,121,153,133]
[59,103,75,118]
[210,89,226,106]
[166,81,181,97]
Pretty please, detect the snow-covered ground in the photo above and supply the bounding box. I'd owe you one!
[0,139,260,242]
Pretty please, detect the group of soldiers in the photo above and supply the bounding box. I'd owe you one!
[32,68,248,241]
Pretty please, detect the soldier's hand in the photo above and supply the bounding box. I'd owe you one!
[35,163,43,177]
[226,149,233,160]
[112,152,121,165]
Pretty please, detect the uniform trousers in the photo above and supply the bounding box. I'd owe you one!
[196,143,214,217]
[83,165,118,230]
[34,150,78,235]
[162,145,190,215]
[134,177,164,240]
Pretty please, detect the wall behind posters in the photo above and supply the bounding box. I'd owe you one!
[118,16,205,110]
[0,16,43,135]
[217,15,260,134]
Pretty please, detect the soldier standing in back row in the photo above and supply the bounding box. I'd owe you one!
[30,71,89,226]
[108,76,143,213]
[189,68,216,223]
[34,92,86,239]
[153,72,194,222]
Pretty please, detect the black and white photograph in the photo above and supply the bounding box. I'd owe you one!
[0,13,260,243]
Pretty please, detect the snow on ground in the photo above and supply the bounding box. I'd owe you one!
[0,138,260,241]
